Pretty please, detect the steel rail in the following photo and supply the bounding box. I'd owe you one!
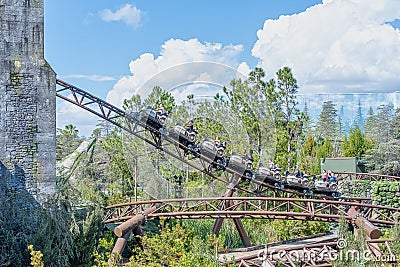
[103,197,400,226]
[336,171,400,181]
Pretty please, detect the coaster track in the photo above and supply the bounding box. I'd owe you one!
[103,197,400,227]
[55,79,400,200]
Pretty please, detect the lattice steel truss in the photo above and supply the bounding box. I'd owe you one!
[103,197,400,227]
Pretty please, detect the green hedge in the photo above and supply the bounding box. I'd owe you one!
[339,179,400,208]
[338,180,372,198]
[372,181,400,208]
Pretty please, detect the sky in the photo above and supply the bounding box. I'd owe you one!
[44,0,400,136]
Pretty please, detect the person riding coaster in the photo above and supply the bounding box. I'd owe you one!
[242,153,254,170]
[154,103,169,125]
[184,120,198,142]
[199,139,227,172]
[214,136,226,157]
[227,153,254,181]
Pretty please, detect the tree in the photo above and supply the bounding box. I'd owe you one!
[317,101,339,141]
[342,126,372,158]
[123,94,143,113]
[60,124,79,138]
[56,124,83,160]
[363,106,375,139]
[354,100,364,130]
[316,139,333,172]
[264,67,302,169]
[298,134,320,174]
[223,67,272,166]
[144,85,176,112]
[364,105,400,176]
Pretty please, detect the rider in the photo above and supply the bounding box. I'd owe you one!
[268,160,276,171]
[185,120,198,134]
[155,103,166,118]
[186,120,194,133]
[328,171,337,183]
[321,169,329,182]
[214,136,221,147]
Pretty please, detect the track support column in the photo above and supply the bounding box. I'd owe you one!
[212,174,251,247]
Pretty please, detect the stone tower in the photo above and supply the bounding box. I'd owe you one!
[0,0,56,203]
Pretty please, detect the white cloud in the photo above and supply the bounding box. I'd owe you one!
[106,38,249,107]
[100,3,142,29]
[56,97,100,137]
[252,0,400,94]
[62,74,116,82]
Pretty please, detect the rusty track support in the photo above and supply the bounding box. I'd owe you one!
[104,197,400,227]
[109,206,156,263]
[336,172,400,182]
[347,206,381,239]
[212,175,251,247]
[114,206,156,237]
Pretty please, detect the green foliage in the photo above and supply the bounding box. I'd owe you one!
[342,126,372,158]
[333,218,372,267]
[371,181,400,208]
[56,124,84,160]
[129,224,219,267]
[364,105,400,176]
[339,180,372,198]
[298,134,320,174]
[389,222,400,258]
[317,101,339,141]
[266,67,303,169]
[0,193,102,267]
[181,219,328,249]
[144,85,176,112]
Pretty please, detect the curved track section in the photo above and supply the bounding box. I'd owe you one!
[336,172,400,182]
[103,197,400,227]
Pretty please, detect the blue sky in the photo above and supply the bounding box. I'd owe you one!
[45,0,400,136]
[45,0,322,96]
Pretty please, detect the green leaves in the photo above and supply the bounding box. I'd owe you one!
[342,126,372,158]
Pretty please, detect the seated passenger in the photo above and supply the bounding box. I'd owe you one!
[185,120,194,133]
[155,103,166,118]
[312,174,317,182]
[268,160,276,171]
[329,172,337,183]
[242,153,254,164]
[275,164,281,172]
[321,169,329,182]
[220,141,226,149]
[214,136,221,147]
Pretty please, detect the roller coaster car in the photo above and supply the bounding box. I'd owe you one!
[313,180,340,197]
[256,167,285,185]
[227,155,254,181]
[286,175,311,188]
[138,108,166,132]
[169,125,198,155]
[199,140,226,171]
